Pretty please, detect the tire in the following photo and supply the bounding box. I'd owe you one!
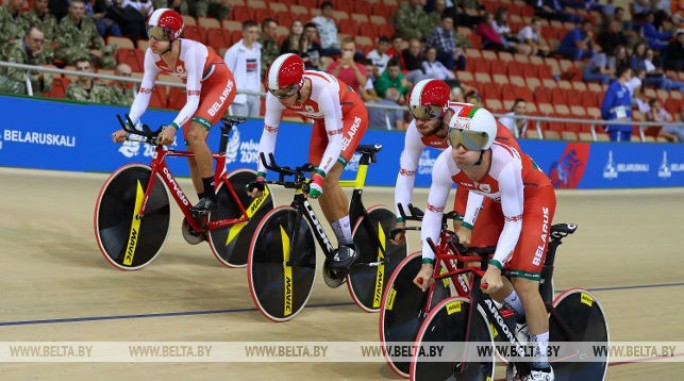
[550,288,609,381]
[247,206,316,322]
[379,251,452,378]
[348,205,408,312]
[410,297,495,381]
[94,164,170,270]
[208,169,274,267]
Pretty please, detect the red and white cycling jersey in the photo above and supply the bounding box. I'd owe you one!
[421,142,552,264]
[128,38,227,129]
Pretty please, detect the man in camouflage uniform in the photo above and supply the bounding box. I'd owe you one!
[65,57,118,103]
[0,26,55,95]
[19,0,58,46]
[110,63,135,106]
[0,0,27,50]
[393,0,431,41]
[56,0,116,69]
[260,18,279,77]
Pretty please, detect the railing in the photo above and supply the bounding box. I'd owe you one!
[1,61,680,142]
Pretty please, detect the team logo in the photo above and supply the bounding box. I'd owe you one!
[549,143,590,188]
[658,151,672,179]
[225,127,240,165]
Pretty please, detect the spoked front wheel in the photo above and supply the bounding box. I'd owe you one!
[348,205,408,312]
[208,169,274,267]
[410,297,495,381]
[94,164,170,270]
[247,206,316,322]
[549,288,609,381]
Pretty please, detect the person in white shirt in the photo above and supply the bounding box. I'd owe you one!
[312,1,340,56]
[498,98,529,137]
[422,47,456,81]
[517,16,548,57]
[366,36,391,80]
[224,20,262,117]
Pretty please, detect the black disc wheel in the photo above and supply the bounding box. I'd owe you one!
[247,206,316,322]
[94,164,169,270]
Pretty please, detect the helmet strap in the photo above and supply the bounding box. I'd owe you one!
[160,39,175,56]
[474,150,485,166]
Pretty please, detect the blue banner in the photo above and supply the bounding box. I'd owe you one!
[1,96,683,189]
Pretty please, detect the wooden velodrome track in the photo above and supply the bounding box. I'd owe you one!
[0,167,683,380]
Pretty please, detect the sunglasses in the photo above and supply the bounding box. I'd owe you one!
[408,104,443,121]
[147,26,172,41]
[269,84,299,99]
[448,128,489,151]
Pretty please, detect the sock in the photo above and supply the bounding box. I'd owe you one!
[332,216,353,246]
[531,331,550,370]
[503,290,525,322]
[197,192,205,201]
[201,177,216,201]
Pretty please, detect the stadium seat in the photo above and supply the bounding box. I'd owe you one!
[222,20,242,32]
[198,17,220,29]
[116,48,144,73]
[561,131,578,141]
[107,36,134,50]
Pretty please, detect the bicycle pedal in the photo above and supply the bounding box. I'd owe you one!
[322,259,346,288]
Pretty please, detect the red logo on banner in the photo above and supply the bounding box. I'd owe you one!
[548,143,590,189]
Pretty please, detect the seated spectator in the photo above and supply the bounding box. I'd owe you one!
[65,57,117,103]
[359,58,382,102]
[280,20,304,55]
[476,12,515,53]
[19,0,60,48]
[453,0,486,28]
[659,109,684,142]
[664,30,684,71]
[518,16,550,57]
[609,45,630,69]
[393,0,431,41]
[260,18,279,77]
[327,38,369,93]
[110,63,135,106]
[602,0,616,16]
[632,0,653,19]
[427,0,447,27]
[498,98,529,137]
[386,34,405,65]
[445,79,465,102]
[0,26,54,95]
[422,47,456,81]
[600,65,633,142]
[583,45,614,84]
[367,36,392,80]
[312,1,340,57]
[0,0,27,50]
[299,22,322,70]
[465,89,483,107]
[534,0,582,23]
[598,20,628,50]
[646,98,672,124]
[642,11,673,50]
[558,20,596,61]
[402,38,429,84]
[88,0,122,39]
[374,58,410,100]
[426,14,468,70]
[631,43,684,91]
[56,0,116,68]
[493,7,532,55]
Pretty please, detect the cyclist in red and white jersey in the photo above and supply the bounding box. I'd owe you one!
[413,107,556,381]
[112,8,236,214]
[248,53,368,277]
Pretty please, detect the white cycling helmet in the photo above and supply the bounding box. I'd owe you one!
[447,106,498,150]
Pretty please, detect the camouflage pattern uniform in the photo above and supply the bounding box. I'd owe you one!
[19,10,59,44]
[0,39,55,95]
[56,15,116,69]
[260,37,279,77]
[65,80,118,103]
[180,0,230,19]
[393,2,431,41]
[0,5,26,50]
[110,84,135,106]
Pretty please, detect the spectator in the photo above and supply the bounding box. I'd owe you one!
[393,0,431,41]
[299,22,322,70]
[368,86,407,131]
[0,26,55,95]
[558,20,595,61]
[359,58,382,102]
[374,58,410,100]
[327,38,369,93]
[631,43,684,91]
[602,0,616,16]
[476,12,515,53]
[601,65,633,142]
[659,109,684,142]
[493,7,532,55]
[534,0,582,23]
[465,89,483,106]
[224,20,262,118]
[518,16,550,57]
[583,45,614,84]
[0,0,26,50]
[56,0,116,68]
[107,0,148,42]
[367,36,392,80]
[422,46,455,81]
[609,45,629,70]
[498,98,529,137]
[664,29,684,71]
[598,20,628,50]
[426,14,468,70]
[280,20,303,55]
[632,0,653,18]
[260,18,279,77]
[642,11,673,50]
[453,0,486,27]
[65,57,117,103]
[386,34,404,61]
[87,0,122,39]
[402,38,429,84]
[445,79,465,102]
[427,0,447,27]
[110,63,135,106]
[19,0,60,45]
[182,0,230,19]
[646,98,672,124]
[312,1,340,57]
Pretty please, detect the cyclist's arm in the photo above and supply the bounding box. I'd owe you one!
[316,86,344,175]
[128,50,160,124]
[395,120,425,219]
[420,150,456,262]
[170,44,203,129]
[257,93,284,174]
[462,191,484,230]
[492,160,524,265]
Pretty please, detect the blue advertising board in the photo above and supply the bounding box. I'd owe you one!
[1,96,683,189]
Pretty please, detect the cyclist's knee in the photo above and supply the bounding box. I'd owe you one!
[186,123,208,144]
[511,277,540,298]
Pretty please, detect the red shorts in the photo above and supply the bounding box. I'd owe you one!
[468,186,556,280]
[309,101,368,166]
[182,63,236,140]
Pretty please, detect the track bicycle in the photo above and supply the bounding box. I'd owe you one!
[94,115,274,270]
[247,147,407,322]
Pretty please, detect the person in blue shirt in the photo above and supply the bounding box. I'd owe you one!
[601,65,633,142]
[558,20,595,61]
[642,11,673,50]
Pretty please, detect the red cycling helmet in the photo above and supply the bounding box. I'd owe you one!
[267,53,305,98]
[408,79,451,120]
[146,8,184,41]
